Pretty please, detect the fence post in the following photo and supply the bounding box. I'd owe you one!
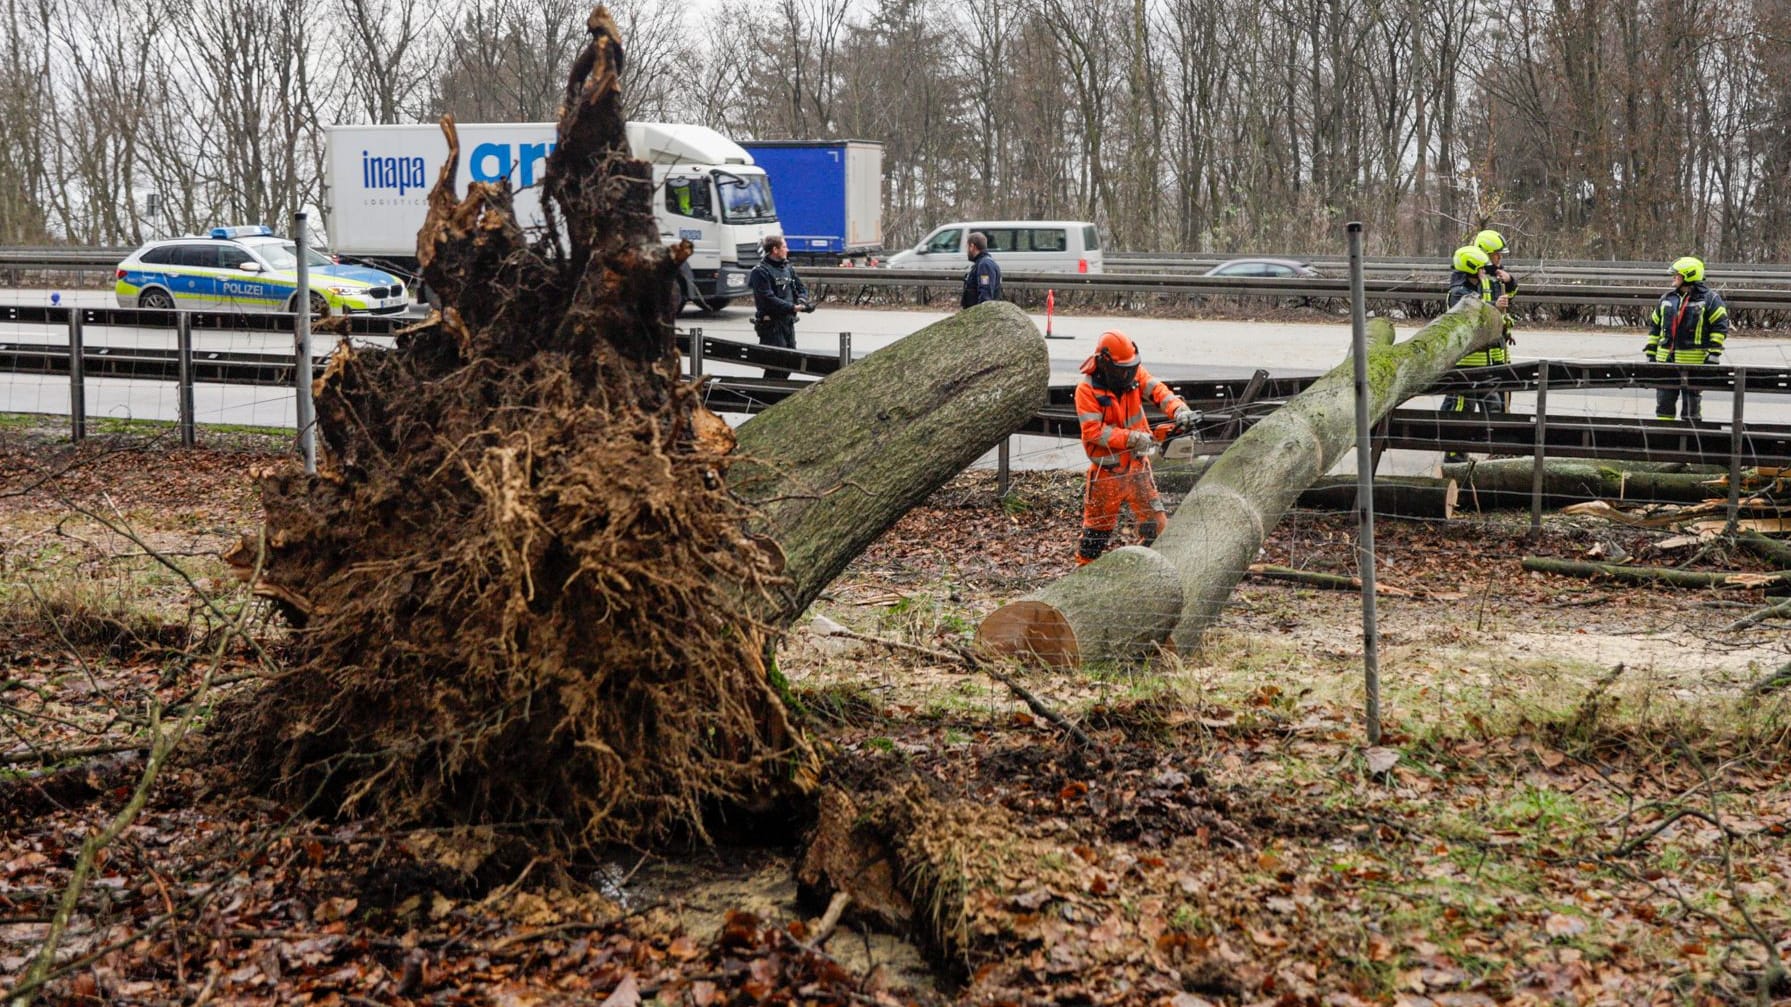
[67,309,85,441]
[689,327,704,378]
[176,311,196,448]
[1345,221,1380,747]
[293,212,316,474]
[1726,367,1746,535]
[838,331,852,370]
[1530,362,1549,535]
[996,438,1011,498]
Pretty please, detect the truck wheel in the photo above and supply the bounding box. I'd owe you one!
[702,297,732,314]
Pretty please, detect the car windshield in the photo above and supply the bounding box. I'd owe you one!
[253,241,334,270]
[717,172,776,224]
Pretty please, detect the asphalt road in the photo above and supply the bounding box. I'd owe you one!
[5,288,1790,473]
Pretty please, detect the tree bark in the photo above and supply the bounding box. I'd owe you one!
[1738,530,1791,570]
[978,301,1502,667]
[1443,458,1730,510]
[1521,557,1788,589]
[733,300,1049,628]
[1159,458,1457,518]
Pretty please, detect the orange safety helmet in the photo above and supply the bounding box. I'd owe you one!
[1080,330,1141,390]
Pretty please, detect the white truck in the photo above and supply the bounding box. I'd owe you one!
[324,121,782,311]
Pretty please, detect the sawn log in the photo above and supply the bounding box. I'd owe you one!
[1443,458,1729,510]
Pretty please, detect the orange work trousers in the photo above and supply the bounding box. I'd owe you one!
[1076,462,1166,565]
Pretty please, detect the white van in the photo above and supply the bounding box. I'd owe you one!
[884,220,1103,274]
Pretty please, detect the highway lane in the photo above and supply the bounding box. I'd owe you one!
[5,291,1791,472]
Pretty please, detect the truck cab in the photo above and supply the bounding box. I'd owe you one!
[627,123,779,311]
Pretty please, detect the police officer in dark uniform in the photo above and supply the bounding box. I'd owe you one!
[961,231,1002,308]
[748,234,812,380]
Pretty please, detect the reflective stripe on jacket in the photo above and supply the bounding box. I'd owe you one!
[1075,367,1187,470]
[1447,268,1512,366]
[1646,283,1729,365]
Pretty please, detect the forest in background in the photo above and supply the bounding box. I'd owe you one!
[2,0,1788,260]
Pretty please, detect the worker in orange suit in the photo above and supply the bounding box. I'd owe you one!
[1074,331,1197,565]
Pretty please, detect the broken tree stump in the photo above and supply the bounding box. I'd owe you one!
[218,8,813,848]
[978,301,1501,667]
[731,301,1048,628]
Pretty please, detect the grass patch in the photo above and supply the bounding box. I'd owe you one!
[791,681,884,727]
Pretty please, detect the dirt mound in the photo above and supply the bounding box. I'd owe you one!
[216,7,810,849]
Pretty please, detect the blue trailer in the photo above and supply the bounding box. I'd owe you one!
[740,140,883,263]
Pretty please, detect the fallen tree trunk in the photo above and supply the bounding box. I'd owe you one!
[732,301,1048,628]
[979,307,1501,667]
[1444,458,1729,510]
[1158,458,1457,517]
[1521,557,1787,589]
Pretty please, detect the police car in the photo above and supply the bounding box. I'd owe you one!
[114,226,408,315]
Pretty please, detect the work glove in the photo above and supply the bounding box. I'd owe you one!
[800,300,817,313]
[1705,352,1721,366]
[1173,407,1200,431]
[1125,430,1154,455]
[1642,345,1656,361]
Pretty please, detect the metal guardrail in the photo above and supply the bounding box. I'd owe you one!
[802,266,1791,311]
[11,244,1790,289]
[6,305,1789,468]
[1107,249,1791,274]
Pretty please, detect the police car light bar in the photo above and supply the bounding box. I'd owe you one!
[209,225,274,239]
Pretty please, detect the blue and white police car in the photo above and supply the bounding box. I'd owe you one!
[114,226,408,315]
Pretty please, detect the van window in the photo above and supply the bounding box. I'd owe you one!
[1024,229,1067,252]
[978,228,1019,252]
[924,228,962,254]
[665,176,713,220]
[1082,225,1099,251]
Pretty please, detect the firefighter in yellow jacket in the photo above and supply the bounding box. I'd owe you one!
[1645,256,1729,421]
[1074,331,1196,565]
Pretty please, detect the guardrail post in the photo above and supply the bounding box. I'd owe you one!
[294,212,316,474]
[176,311,196,447]
[689,327,704,378]
[996,438,1011,498]
[1530,362,1549,535]
[1726,367,1746,535]
[67,309,85,441]
[838,331,851,370]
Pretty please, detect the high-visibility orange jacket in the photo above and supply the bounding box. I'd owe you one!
[1076,367,1187,470]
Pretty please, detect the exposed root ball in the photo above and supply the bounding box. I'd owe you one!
[218,6,811,848]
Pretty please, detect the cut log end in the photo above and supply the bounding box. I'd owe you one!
[976,599,1080,669]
